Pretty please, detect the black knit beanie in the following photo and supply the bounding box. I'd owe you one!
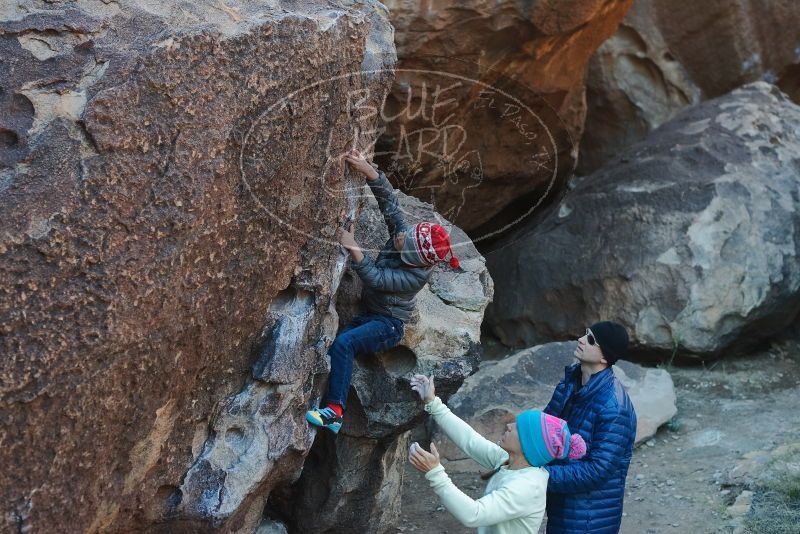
[589,321,629,364]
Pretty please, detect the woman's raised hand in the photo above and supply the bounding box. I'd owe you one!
[344,149,379,181]
[408,441,440,473]
[410,374,435,403]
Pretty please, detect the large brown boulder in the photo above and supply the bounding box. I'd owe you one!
[0,1,396,532]
[282,189,493,533]
[580,0,800,173]
[376,0,634,236]
[485,82,800,360]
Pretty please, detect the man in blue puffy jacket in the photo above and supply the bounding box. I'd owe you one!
[543,321,637,534]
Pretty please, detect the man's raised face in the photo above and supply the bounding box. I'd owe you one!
[574,328,607,365]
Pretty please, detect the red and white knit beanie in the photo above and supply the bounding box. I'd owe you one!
[400,222,460,269]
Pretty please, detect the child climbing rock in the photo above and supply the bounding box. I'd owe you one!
[305,149,460,433]
[407,374,586,534]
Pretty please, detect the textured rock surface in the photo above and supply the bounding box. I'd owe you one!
[256,519,289,534]
[723,442,800,532]
[284,430,412,534]
[431,341,676,472]
[485,83,800,359]
[376,0,634,235]
[580,0,800,173]
[0,1,396,532]
[282,189,493,533]
[725,442,800,490]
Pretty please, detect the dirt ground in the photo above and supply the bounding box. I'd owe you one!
[395,339,800,533]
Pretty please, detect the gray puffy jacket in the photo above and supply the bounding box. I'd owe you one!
[351,170,434,323]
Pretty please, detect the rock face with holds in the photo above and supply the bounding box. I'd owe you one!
[485,82,800,360]
[432,342,677,472]
[377,0,635,235]
[281,188,493,533]
[0,1,399,532]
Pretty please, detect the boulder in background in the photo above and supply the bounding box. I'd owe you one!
[486,83,800,360]
[376,0,635,235]
[580,0,800,173]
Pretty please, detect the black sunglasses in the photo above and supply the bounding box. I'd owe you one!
[586,328,597,346]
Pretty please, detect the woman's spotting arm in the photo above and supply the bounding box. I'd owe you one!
[410,375,508,471]
[409,442,543,528]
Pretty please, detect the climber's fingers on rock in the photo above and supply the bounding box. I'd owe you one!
[345,149,362,162]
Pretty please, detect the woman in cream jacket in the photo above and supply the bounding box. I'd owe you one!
[408,375,586,534]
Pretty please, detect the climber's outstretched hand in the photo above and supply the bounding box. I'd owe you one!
[408,441,440,473]
[410,374,435,404]
[345,149,379,181]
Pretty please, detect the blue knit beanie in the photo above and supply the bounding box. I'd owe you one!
[516,411,587,467]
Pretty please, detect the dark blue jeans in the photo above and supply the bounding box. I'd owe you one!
[322,312,404,409]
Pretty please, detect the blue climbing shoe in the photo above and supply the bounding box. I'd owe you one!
[305,407,342,434]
